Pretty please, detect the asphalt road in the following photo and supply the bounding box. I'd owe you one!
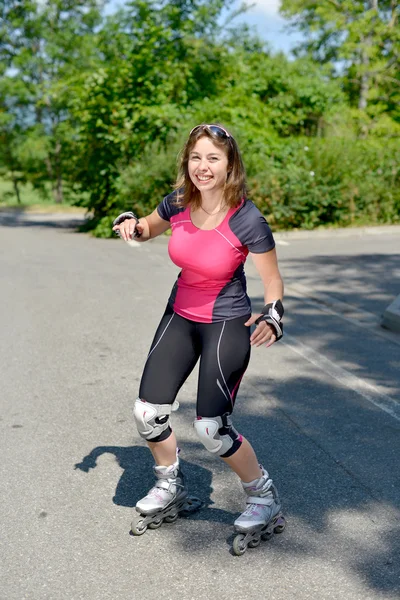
[1,213,399,600]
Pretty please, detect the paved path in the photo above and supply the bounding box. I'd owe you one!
[1,214,399,600]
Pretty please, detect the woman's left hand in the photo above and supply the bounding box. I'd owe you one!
[245,314,276,348]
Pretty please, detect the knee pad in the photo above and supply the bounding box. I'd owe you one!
[133,398,179,441]
[193,414,241,457]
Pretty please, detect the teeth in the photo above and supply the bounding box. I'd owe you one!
[197,176,212,181]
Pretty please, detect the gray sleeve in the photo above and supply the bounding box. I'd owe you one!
[156,190,183,222]
[230,200,275,253]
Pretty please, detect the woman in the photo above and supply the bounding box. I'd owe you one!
[112,124,285,554]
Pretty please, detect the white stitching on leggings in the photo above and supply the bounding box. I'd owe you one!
[216,321,233,410]
[145,313,175,363]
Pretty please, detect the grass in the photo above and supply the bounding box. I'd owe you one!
[0,178,88,214]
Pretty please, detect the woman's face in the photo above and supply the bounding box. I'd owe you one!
[188,137,229,194]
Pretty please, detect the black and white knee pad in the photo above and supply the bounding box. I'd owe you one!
[193,414,241,457]
[133,398,179,441]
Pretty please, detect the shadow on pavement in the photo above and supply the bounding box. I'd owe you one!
[73,249,400,593]
[0,210,86,229]
[282,253,400,318]
[74,445,236,523]
[239,373,400,594]
[252,288,400,402]
[73,382,400,594]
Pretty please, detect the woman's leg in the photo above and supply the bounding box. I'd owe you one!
[147,431,178,466]
[132,309,201,523]
[221,438,262,482]
[195,315,261,480]
[138,307,200,465]
[195,316,282,537]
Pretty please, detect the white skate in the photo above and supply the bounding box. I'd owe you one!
[232,467,286,555]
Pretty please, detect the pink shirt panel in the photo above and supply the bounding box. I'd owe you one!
[168,204,248,322]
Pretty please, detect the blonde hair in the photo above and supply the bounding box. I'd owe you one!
[174,124,247,209]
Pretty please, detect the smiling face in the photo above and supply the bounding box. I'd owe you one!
[188,137,229,195]
[176,124,247,210]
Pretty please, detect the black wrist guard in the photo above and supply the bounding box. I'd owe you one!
[112,211,142,238]
[254,299,284,341]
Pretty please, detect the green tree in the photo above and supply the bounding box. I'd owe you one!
[0,117,25,204]
[0,73,32,203]
[106,47,346,227]
[71,0,239,219]
[0,0,103,202]
[222,49,345,138]
[280,0,400,117]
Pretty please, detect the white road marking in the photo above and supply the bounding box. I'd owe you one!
[275,240,290,246]
[285,283,400,347]
[283,334,400,422]
[287,282,379,324]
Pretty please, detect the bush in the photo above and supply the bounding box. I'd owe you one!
[90,134,398,236]
[248,138,400,230]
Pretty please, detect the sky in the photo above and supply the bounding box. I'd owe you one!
[238,0,303,54]
[105,1,304,55]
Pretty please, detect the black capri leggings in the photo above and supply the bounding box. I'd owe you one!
[139,306,251,441]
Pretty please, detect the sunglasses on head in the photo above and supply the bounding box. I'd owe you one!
[189,124,231,139]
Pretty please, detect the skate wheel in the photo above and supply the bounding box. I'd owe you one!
[165,512,179,523]
[274,517,286,534]
[232,534,247,556]
[261,531,273,541]
[131,518,147,536]
[148,518,163,529]
[248,536,261,548]
[274,524,285,534]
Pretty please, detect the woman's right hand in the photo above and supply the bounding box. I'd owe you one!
[112,208,170,242]
[112,214,144,241]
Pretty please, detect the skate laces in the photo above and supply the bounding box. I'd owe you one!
[146,476,178,501]
[237,500,277,526]
[242,503,266,518]
[147,486,169,502]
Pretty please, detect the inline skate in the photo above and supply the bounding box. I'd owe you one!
[232,466,286,556]
[131,457,202,535]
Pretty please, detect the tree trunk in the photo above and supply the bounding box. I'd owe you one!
[358,40,370,110]
[358,70,369,110]
[45,156,54,182]
[55,174,63,204]
[54,141,63,204]
[358,0,380,110]
[12,176,22,204]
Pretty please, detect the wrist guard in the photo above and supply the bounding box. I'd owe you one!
[112,211,142,238]
[254,299,284,341]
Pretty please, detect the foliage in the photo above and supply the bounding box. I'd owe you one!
[1,0,399,234]
[0,0,103,202]
[69,0,235,220]
[96,129,399,235]
[249,138,400,229]
[280,0,400,117]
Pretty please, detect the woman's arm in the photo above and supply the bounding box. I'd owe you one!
[250,248,284,304]
[245,248,284,347]
[112,208,170,242]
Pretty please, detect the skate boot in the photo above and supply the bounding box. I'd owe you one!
[131,458,202,536]
[232,467,286,556]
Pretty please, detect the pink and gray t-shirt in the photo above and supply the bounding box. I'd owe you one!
[157,191,275,323]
